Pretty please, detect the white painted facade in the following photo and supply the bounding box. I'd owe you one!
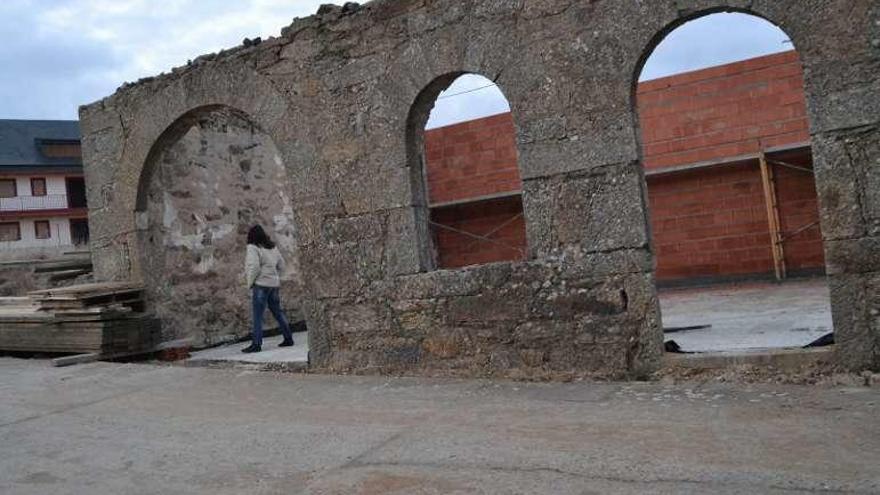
[0,175,69,211]
[0,174,86,258]
[0,217,73,248]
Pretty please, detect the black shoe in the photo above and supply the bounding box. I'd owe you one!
[241,345,262,353]
[278,340,294,348]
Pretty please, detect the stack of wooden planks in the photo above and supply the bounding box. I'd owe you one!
[0,282,161,356]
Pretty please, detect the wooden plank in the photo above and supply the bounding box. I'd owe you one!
[0,327,104,353]
[0,297,33,307]
[1,280,159,355]
[0,316,161,354]
[33,261,93,274]
[52,353,100,368]
[28,282,143,297]
[34,298,144,312]
[759,152,787,281]
[33,293,143,305]
[155,338,194,351]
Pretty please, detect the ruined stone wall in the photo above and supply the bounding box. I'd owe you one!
[136,107,301,344]
[80,0,880,374]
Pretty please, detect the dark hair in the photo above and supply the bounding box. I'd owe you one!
[247,224,275,249]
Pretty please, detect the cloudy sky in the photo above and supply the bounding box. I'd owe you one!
[426,13,790,128]
[0,0,329,120]
[0,3,790,128]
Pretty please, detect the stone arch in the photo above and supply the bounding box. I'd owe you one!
[135,104,301,345]
[121,69,291,217]
[628,6,860,359]
[87,64,295,288]
[406,71,529,270]
[135,104,228,213]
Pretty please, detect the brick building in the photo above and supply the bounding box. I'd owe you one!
[0,120,89,259]
[424,51,823,284]
[424,113,526,268]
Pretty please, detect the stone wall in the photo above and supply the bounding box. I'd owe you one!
[135,107,301,344]
[79,0,880,374]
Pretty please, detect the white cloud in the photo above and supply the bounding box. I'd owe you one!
[426,74,511,129]
[42,0,328,83]
[1,0,330,119]
[1,6,794,121]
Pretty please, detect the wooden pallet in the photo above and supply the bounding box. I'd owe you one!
[28,282,146,312]
[0,319,161,354]
[0,282,161,356]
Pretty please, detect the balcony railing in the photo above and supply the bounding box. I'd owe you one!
[0,194,69,212]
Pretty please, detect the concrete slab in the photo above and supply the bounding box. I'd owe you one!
[664,346,834,370]
[186,332,309,369]
[0,358,878,494]
[659,278,833,352]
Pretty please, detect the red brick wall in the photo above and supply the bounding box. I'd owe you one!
[637,51,823,282]
[637,51,809,171]
[431,196,527,269]
[424,113,521,205]
[648,163,774,280]
[423,52,825,279]
[647,156,824,282]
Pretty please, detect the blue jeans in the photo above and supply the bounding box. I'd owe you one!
[251,286,293,348]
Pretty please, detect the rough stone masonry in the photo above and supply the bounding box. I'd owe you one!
[79,0,880,376]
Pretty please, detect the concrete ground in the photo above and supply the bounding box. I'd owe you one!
[1,358,878,494]
[188,332,309,367]
[659,278,833,352]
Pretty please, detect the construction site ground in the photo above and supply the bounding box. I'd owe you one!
[187,332,310,370]
[1,358,878,494]
[659,277,833,352]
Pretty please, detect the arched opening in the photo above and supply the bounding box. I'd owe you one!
[407,73,527,270]
[136,106,304,348]
[634,12,834,353]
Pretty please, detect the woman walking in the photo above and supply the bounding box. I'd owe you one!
[243,225,294,353]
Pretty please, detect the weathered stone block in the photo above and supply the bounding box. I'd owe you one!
[813,127,880,239]
[829,271,880,371]
[77,0,878,375]
[825,237,880,275]
[447,290,529,326]
[328,303,382,337]
[524,163,649,256]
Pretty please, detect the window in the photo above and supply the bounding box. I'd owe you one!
[411,73,527,269]
[70,218,89,245]
[0,222,21,242]
[31,178,47,197]
[34,220,51,240]
[66,177,87,208]
[40,142,81,158]
[0,179,16,198]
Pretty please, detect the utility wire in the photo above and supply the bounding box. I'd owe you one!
[436,83,498,100]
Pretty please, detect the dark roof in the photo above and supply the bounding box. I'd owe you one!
[0,120,82,168]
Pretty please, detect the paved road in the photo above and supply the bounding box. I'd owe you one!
[1,358,878,494]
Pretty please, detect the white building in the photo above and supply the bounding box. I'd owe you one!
[0,120,88,260]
